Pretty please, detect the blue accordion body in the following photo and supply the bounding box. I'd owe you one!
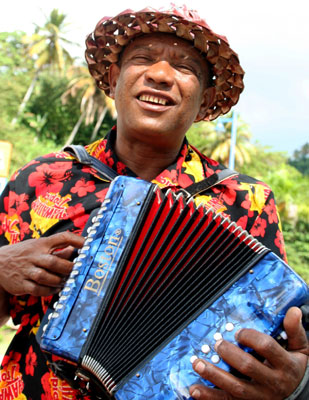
[38,176,309,400]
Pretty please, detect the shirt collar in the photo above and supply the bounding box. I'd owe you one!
[87,126,217,189]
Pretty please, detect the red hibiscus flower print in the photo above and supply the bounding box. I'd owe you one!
[240,194,254,217]
[70,178,96,197]
[41,372,52,400]
[95,188,108,203]
[236,215,248,230]
[250,218,267,238]
[19,220,30,240]
[6,192,30,215]
[213,185,237,206]
[274,230,285,256]
[28,162,73,197]
[116,161,127,175]
[1,350,22,368]
[67,203,89,230]
[25,346,37,376]
[264,198,279,224]
[81,165,98,176]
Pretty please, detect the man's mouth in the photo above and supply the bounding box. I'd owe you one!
[138,94,171,106]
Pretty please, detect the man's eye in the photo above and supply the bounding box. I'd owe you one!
[177,64,195,73]
[133,55,152,62]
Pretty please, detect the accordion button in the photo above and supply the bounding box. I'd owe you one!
[201,344,211,354]
[213,332,223,341]
[190,355,198,363]
[211,355,220,364]
[279,331,288,340]
[225,322,235,332]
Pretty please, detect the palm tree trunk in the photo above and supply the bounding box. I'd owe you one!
[64,110,86,147]
[11,69,40,126]
[90,108,107,142]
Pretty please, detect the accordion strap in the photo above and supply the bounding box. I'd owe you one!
[63,144,238,198]
[178,168,238,200]
[63,144,118,181]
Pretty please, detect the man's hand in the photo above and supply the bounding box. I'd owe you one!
[0,232,84,297]
[190,307,309,399]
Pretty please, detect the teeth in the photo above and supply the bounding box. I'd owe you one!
[139,94,168,105]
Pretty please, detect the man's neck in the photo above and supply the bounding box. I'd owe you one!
[114,131,183,181]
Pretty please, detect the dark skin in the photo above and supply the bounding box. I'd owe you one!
[0,32,307,398]
[190,307,308,399]
[0,232,84,321]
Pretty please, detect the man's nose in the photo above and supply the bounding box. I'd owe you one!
[144,61,174,87]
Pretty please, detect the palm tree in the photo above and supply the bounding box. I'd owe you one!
[188,113,255,168]
[12,9,75,125]
[62,65,117,146]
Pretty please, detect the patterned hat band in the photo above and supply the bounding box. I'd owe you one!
[85,5,245,121]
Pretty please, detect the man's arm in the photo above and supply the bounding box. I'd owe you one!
[0,231,84,326]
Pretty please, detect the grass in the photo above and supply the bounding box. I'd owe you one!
[0,322,16,356]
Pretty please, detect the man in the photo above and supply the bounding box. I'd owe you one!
[0,4,308,400]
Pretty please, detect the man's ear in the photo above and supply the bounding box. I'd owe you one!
[195,86,216,122]
[108,63,121,99]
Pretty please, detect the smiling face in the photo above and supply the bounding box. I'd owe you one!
[108,33,215,150]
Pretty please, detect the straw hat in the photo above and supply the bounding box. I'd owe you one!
[85,4,245,121]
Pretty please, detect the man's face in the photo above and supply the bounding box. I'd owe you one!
[109,33,214,149]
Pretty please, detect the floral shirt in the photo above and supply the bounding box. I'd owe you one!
[0,127,286,399]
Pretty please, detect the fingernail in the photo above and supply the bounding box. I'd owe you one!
[191,389,201,399]
[194,360,206,374]
[235,329,241,340]
[214,339,223,351]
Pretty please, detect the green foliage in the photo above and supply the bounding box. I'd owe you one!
[288,142,309,176]
[26,73,83,144]
[283,221,309,283]
[0,31,32,72]
[0,32,35,118]
[0,116,56,175]
[187,113,256,169]
[186,120,216,152]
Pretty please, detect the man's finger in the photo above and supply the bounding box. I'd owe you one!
[27,266,66,288]
[191,359,266,400]
[42,232,84,252]
[190,384,233,399]
[235,328,290,369]
[36,254,74,276]
[284,307,308,352]
[213,339,273,384]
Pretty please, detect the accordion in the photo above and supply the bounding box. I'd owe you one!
[37,175,309,400]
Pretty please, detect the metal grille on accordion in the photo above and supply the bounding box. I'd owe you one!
[36,175,309,400]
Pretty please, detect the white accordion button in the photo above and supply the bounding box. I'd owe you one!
[201,344,211,354]
[279,331,288,340]
[225,322,235,332]
[213,332,223,341]
[211,355,220,364]
[190,355,198,363]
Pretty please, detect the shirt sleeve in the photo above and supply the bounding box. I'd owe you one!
[248,189,287,262]
[0,174,37,326]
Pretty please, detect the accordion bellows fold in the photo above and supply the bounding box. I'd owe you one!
[37,176,309,399]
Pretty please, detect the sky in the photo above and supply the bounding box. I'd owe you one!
[1,0,309,156]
